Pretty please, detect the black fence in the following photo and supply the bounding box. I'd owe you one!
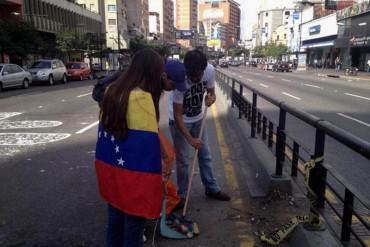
[215,69,370,246]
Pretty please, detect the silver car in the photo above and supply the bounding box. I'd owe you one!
[0,64,32,92]
[28,59,68,85]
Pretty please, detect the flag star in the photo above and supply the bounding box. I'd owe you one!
[115,145,119,153]
[111,136,115,142]
[104,131,107,137]
[118,157,125,166]
[98,132,101,138]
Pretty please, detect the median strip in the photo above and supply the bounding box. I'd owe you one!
[337,113,370,128]
[282,92,301,100]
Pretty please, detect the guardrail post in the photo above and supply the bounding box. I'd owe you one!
[239,84,243,119]
[275,108,286,177]
[341,188,354,242]
[251,93,257,137]
[257,112,262,134]
[291,142,299,177]
[262,116,267,140]
[268,121,273,147]
[231,79,235,108]
[309,129,327,208]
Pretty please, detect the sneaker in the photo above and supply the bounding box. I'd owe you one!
[205,191,231,201]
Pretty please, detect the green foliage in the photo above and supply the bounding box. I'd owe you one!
[129,37,170,56]
[0,19,42,59]
[252,43,288,59]
[56,29,90,53]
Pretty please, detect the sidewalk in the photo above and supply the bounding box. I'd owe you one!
[148,91,310,247]
[295,68,370,81]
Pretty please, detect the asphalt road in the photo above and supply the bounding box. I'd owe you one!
[218,66,370,205]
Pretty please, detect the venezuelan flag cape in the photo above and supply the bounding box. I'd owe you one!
[95,90,162,219]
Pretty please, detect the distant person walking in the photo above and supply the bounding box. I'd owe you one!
[335,57,341,73]
[367,59,370,72]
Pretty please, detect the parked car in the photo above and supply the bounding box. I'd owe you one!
[265,63,275,71]
[66,62,92,81]
[273,62,292,72]
[220,61,229,68]
[249,61,257,67]
[0,64,32,92]
[230,60,241,67]
[29,59,68,85]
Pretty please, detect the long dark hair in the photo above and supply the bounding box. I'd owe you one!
[100,48,164,139]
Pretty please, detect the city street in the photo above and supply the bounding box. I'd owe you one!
[219,66,370,202]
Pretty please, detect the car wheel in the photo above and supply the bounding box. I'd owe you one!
[62,74,67,84]
[48,75,54,86]
[23,78,29,89]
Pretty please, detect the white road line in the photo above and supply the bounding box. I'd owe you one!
[75,121,99,134]
[267,75,273,78]
[304,83,322,89]
[259,83,269,88]
[238,75,243,78]
[281,79,292,82]
[344,93,370,101]
[337,113,370,128]
[0,112,22,121]
[282,92,301,100]
[247,79,253,82]
[77,93,91,98]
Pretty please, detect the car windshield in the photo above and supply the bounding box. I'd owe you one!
[31,61,51,69]
[66,63,81,69]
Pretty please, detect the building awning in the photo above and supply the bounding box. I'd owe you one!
[301,40,335,49]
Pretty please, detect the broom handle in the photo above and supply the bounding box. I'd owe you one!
[182,106,208,217]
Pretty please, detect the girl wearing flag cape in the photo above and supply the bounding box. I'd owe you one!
[95,48,165,247]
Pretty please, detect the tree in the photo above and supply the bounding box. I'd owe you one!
[0,19,43,62]
[264,43,289,60]
[55,29,90,59]
[252,46,266,58]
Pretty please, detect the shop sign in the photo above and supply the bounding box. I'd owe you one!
[337,1,370,20]
[293,11,300,20]
[175,30,194,40]
[309,25,321,35]
[350,36,370,46]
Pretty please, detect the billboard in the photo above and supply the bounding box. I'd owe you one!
[175,30,195,40]
[207,39,221,49]
[203,9,224,19]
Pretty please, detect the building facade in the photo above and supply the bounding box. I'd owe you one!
[103,0,128,50]
[149,11,160,38]
[126,0,149,38]
[199,0,241,49]
[148,0,175,43]
[176,0,198,48]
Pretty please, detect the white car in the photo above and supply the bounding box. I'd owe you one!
[28,59,68,85]
[0,64,32,92]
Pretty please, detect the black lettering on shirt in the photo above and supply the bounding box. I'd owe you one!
[183,81,208,118]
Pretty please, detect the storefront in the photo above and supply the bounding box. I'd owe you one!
[336,2,370,71]
[301,14,339,68]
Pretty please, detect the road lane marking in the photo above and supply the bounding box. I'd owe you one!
[0,112,22,121]
[247,79,253,82]
[281,79,292,82]
[0,121,63,130]
[259,83,269,88]
[76,121,99,134]
[337,113,370,128]
[304,84,322,89]
[211,104,255,247]
[282,92,301,100]
[267,75,273,78]
[0,133,71,145]
[77,92,92,98]
[344,93,370,101]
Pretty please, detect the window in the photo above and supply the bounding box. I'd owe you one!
[265,12,268,17]
[265,23,268,27]
[277,35,279,41]
[108,4,116,12]
[285,11,290,15]
[90,4,95,11]
[108,19,116,25]
[11,65,23,73]
[284,34,287,39]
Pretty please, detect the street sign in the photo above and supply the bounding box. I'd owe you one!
[293,11,300,20]
[175,30,195,40]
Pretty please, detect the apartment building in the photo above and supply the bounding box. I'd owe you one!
[148,0,175,43]
[126,0,149,38]
[176,0,198,48]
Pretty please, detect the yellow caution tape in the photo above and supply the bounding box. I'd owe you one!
[260,157,325,245]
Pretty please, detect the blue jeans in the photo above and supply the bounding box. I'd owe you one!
[170,119,220,198]
[107,204,146,247]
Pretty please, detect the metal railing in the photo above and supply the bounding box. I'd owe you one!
[215,69,370,246]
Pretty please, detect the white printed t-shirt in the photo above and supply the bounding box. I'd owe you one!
[169,63,215,123]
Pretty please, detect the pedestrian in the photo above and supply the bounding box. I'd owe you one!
[367,59,370,72]
[95,48,165,247]
[335,57,341,72]
[169,50,230,208]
